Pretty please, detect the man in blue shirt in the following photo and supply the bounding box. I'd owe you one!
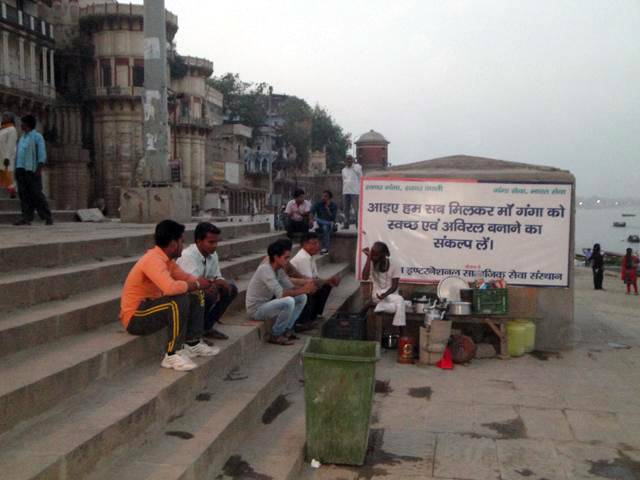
[311,190,337,254]
[14,115,53,226]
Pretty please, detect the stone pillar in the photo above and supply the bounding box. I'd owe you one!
[18,37,25,79]
[42,47,49,90]
[142,0,170,183]
[179,133,192,189]
[1,31,9,86]
[49,48,55,91]
[29,42,37,92]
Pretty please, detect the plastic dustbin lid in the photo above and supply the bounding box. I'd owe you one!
[302,337,380,363]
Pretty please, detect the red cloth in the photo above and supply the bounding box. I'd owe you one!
[436,346,454,369]
[621,255,638,283]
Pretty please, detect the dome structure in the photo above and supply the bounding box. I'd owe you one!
[355,129,389,171]
[355,129,389,145]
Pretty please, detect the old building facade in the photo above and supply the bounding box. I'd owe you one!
[0,0,266,216]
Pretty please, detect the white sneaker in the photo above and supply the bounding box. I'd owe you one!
[161,352,197,371]
[184,341,221,357]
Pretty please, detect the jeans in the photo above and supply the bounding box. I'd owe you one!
[593,267,603,290]
[343,194,359,227]
[286,218,310,239]
[15,168,52,223]
[127,292,204,353]
[204,283,238,331]
[253,295,307,336]
[297,284,332,324]
[316,218,333,250]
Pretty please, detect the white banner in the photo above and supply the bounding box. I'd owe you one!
[357,178,572,287]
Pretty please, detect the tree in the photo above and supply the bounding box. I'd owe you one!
[311,105,351,173]
[278,96,313,169]
[207,73,269,131]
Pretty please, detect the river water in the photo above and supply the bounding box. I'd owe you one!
[576,206,640,255]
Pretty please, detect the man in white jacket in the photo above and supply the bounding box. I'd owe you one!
[0,112,17,197]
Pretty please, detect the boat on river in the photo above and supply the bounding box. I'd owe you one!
[622,214,636,217]
[628,235,640,243]
[613,221,626,227]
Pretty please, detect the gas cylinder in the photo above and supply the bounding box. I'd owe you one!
[397,336,416,364]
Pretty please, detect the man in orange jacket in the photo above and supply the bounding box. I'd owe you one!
[120,220,218,371]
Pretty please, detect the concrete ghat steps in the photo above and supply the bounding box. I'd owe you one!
[0,231,285,310]
[0,277,361,480]
[0,321,269,480]
[0,251,331,358]
[87,345,302,480]
[86,269,359,480]
[214,385,306,480]
[0,221,270,273]
[0,262,350,434]
[0,210,79,224]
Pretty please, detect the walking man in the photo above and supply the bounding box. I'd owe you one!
[341,155,362,230]
[13,115,53,226]
[245,240,316,345]
[177,222,238,342]
[120,220,219,371]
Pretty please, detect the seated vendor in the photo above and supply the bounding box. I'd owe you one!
[360,241,406,329]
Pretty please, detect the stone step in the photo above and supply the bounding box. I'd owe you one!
[215,384,306,480]
[86,344,302,480]
[0,231,285,310]
[0,251,277,358]
[83,269,359,480]
[0,262,353,434]
[0,221,271,273]
[0,210,79,224]
[0,321,278,480]
[0,198,20,211]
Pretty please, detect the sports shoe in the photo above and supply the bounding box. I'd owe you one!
[320,249,328,255]
[184,341,220,357]
[161,352,197,371]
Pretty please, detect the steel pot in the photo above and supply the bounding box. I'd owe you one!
[412,296,435,314]
[448,301,472,316]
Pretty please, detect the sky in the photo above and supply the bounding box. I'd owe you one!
[139,0,639,197]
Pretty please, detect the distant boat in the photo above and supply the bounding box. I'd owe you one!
[628,235,640,243]
[622,214,636,217]
[613,221,626,227]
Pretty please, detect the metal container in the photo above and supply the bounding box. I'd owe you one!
[412,296,433,314]
[381,334,399,350]
[397,336,416,364]
[448,301,472,316]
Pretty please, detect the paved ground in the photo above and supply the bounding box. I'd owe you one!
[302,267,640,480]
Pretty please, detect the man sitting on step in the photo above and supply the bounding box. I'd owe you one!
[177,222,238,342]
[290,233,341,332]
[120,220,219,372]
[246,240,316,345]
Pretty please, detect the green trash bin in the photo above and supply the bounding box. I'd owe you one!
[302,337,380,466]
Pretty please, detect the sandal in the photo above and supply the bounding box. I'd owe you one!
[268,335,294,346]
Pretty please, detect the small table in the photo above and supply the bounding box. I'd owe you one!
[370,311,511,359]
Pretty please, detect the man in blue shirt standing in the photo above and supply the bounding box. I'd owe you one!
[311,190,337,254]
[14,115,53,226]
